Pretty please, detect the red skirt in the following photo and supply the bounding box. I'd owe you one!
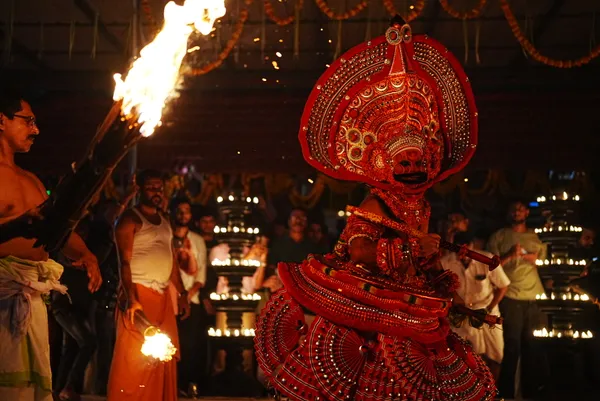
[254,258,497,401]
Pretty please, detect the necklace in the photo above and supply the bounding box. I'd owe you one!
[371,188,430,231]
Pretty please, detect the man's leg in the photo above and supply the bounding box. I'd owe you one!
[177,309,192,392]
[94,308,115,395]
[498,298,524,399]
[196,307,210,394]
[520,301,549,399]
[47,309,63,391]
[52,303,96,395]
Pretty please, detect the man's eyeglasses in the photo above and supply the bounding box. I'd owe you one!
[13,114,37,127]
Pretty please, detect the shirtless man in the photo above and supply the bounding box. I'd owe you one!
[0,90,102,401]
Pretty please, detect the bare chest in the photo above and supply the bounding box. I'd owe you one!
[0,167,46,221]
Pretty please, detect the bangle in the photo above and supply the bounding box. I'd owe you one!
[376,237,406,276]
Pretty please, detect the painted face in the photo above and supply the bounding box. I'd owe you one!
[392,147,427,184]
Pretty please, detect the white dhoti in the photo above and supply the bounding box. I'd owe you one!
[0,256,66,401]
[451,305,504,363]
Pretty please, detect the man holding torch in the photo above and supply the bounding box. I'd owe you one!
[1,1,226,399]
[107,170,190,401]
[0,90,102,401]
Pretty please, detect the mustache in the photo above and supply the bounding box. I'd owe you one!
[393,172,427,184]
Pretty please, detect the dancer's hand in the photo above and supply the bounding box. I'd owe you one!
[419,234,441,258]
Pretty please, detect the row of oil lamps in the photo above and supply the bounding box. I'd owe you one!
[213,226,261,234]
[217,195,260,204]
[209,292,262,301]
[535,258,587,266]
[211,258,262,267]
[536,193,581,202]
[533,226,583,234]
[208,327,256,337]
[533,328,593,339]
[535,292,590,301]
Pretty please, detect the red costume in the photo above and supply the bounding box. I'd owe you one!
[254,20,496,401]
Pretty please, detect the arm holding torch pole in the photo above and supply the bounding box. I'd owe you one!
[346,206,502,327]
[34,102,143,253]
[346,206,500,270]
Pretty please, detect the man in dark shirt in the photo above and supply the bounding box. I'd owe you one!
[262,208,321,292]
[51,197,128,399]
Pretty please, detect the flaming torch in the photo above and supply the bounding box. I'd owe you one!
[34,0,226,361]
[35,0,226,253]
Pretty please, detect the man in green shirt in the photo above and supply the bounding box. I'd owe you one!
[487,200,548,400]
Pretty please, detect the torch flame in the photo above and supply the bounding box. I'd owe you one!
[141,327,177,362]
[113,0,226,137]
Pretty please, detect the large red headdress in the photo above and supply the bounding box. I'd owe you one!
[299,21,477,193]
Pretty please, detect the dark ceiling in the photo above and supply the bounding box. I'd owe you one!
[2,0,600,174]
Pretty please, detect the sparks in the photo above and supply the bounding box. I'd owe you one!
[141,327,177,361]
[113,0,226,137]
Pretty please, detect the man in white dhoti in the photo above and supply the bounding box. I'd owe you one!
[441,231,510,382]
[0,90,102,400]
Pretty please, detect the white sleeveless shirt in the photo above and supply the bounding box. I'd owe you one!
[130,208,173,292]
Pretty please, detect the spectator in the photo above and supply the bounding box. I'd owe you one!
[307,220,331,254]
[442,231,510,382]
[107,169,190,401]
[260,208,322,293]
[171,198,212,396]
[487,200,548,399]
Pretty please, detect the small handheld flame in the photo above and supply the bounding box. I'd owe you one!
[113,0,226,137]
[141,327,177,362]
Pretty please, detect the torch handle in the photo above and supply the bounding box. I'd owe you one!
[35,104,141,252]
[453,304,504,326]
[441,240,501,270]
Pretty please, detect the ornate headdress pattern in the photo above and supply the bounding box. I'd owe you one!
[299,20,478,193]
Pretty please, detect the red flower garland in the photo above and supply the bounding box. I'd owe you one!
[314,0,369,21]
[265,0,304,26]
[500,0,600,68]
[439,0,487,20]
[382,0,426,22]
